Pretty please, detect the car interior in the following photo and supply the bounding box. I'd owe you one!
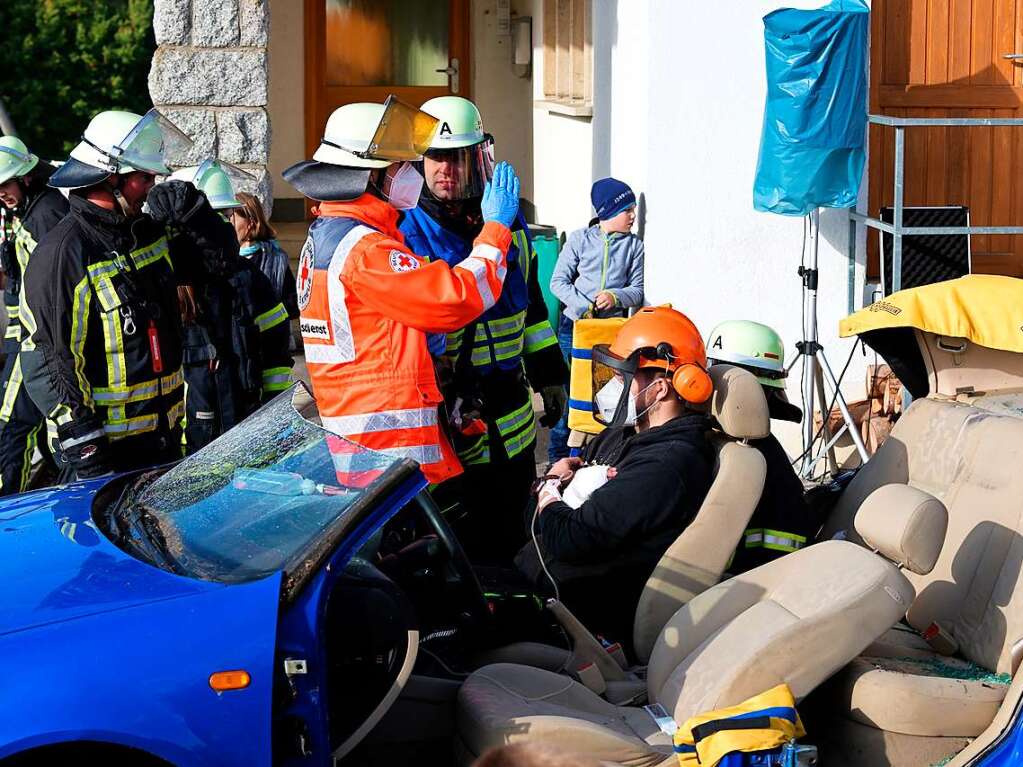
[311,332,1023,767]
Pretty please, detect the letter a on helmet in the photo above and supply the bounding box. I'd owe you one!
[420,95,495,200]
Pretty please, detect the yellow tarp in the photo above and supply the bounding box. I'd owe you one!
[840,274,1023,353]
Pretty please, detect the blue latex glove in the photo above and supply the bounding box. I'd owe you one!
[480,161,521,228]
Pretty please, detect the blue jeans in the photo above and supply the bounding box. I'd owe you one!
[547,315,575,462]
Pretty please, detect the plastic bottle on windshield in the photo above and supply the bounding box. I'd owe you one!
[232,468,318,496]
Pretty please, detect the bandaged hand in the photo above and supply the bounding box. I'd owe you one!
[536,477,564,512]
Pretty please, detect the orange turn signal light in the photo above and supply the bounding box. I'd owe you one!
[209,670,251,692]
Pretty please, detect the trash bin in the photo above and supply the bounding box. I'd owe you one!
[529,225,561,333]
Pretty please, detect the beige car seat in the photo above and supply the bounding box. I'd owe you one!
[818,392,1023,743]
[454,484,948,766]
[479,365,770,677]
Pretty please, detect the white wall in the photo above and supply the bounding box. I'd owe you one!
[268,0,306,202]
[472,0,535,199]
[639,0,868,451]
[529,0,594,228]
[531,0,871,454]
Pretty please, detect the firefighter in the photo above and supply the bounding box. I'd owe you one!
[706,320,814,570]
[168,160,292,452]
[282,99,520,487]
[21,109,216,478]
[0,137,67,493]
[400,96,567,563]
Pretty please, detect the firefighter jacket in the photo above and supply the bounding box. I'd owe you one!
[400,208,565,464]
[297,193,512,485]
[181,248,293,453]
[20,195,185,459]
[3,170,68,347]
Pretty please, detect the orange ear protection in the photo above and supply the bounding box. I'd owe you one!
[653,342,713,404]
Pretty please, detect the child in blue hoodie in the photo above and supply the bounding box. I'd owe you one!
[548,178,645,461]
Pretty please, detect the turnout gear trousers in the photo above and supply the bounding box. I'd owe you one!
[21,195,185,475]
[182,259,292,453]
[297,194,512,485]
[0,181,67,494]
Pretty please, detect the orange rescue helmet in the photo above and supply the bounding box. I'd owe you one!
[609,306,713,404]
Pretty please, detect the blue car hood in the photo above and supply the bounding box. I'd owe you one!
[0,477,224,637]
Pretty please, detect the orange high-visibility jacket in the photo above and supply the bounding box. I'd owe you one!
[297,194,512,484]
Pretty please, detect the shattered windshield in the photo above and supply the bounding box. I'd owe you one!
[121,386,401,584]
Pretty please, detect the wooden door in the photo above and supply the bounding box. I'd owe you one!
[304,0,471,160]
[869,0,1023,277]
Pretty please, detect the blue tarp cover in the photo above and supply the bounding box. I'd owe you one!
[753,0,869,216]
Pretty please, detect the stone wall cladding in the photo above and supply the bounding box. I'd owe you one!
[149,48,267,107]
[149,0,273,211]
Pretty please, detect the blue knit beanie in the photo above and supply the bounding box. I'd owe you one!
[591,177,636,220]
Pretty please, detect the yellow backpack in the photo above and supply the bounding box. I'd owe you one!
[566,316,628,435]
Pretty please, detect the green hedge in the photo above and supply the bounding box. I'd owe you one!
[0,0,155,162]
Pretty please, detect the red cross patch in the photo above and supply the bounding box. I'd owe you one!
[389,250,420,272]
[297,239,314,310]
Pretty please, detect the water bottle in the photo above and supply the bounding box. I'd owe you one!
[232,468,318,496]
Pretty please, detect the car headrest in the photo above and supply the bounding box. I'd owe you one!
[707,365,770,440]
[854,484,948,575]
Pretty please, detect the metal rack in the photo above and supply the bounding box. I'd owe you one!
[849,114,1023,293]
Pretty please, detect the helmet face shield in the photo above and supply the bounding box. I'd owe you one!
[591,343,641,428]
[112,108,193,175]
[422,134,495,201]
[360,95,440,163]
[194,158,254,209]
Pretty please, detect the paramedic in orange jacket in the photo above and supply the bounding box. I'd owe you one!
[283,100,521,485]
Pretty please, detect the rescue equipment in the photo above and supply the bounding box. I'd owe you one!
[566,315,628,435]
[673,684,808,767]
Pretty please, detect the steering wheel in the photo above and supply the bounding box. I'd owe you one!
[413,491,493,630]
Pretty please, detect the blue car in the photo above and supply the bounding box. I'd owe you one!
[0,386,495,767]
[5,382,1023,767]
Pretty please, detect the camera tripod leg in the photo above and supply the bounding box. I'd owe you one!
[816,349,870,463]
[813,365,839,474]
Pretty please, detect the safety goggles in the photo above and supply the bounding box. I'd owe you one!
[421,134,496,201]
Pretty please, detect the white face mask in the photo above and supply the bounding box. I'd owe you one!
[384,162,425,210]
[595,378,634,425]
[595,377,659,427]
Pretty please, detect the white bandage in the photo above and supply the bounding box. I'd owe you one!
[562,464,613,509]
[537,478,564,511]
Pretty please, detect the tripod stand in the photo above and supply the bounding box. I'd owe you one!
[792,209,869,479]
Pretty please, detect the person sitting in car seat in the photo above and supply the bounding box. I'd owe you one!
[515,307,715,649]
[706,320,815,572]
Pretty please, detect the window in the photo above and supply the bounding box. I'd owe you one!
[540,0,592,115]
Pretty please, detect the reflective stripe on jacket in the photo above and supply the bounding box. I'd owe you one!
[298,194,511,484]
[400,211,562,464]
[401,211,559,373]
[20,195,184,446]
[6,184,68,345]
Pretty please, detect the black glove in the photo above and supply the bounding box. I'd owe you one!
[0,240,18,294]
[539,385,568,428]
[146,180,207,226]
[57,418,113,479]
